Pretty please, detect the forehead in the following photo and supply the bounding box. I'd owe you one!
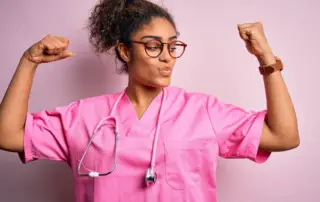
[132,17,177,40]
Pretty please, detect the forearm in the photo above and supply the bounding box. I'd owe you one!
[260,55,299,143]
[0,57,37,146]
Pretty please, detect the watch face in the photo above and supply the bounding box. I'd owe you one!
[259,58,283,75]
[259,66,275,75]
[264,66,275,74]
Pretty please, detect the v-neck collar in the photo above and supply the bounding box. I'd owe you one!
[123,90,163,122]
[116,89,165,137]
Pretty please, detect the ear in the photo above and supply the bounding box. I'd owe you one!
[117,43,131,63]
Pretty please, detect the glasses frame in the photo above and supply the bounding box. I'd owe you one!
[130,39,187,59]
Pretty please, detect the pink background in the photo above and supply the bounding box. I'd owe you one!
[0,0,318,201]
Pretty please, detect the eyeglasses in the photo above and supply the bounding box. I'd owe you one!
[130,39,187,58]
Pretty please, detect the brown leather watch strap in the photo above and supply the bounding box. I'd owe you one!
[259,56,283,75]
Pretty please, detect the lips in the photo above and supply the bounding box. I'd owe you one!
[159,67,172,76]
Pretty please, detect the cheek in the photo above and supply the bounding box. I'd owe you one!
[131,48,149,66]
[138,59,159,78]
[132,54,158,75]
[171,59,177,67]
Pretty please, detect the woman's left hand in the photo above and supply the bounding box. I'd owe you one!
[238,22,275,65]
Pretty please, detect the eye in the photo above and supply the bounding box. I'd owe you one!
[169,46,177,52]
[169,41,180,52]
[168,41,186,57]
[145,40,161,51]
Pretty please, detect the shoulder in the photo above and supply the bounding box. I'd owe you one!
[43,90,123,117]
[70,91,126,118]
[77,91,122,109]
[165,86,216,105]
[164,86,221,119]
[162,86,219,126]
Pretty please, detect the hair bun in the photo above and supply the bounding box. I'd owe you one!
[125,0,135,7]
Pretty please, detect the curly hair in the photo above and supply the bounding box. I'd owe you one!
[87,0,176,73]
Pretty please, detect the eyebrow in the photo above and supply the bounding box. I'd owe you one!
[140,35,178,40]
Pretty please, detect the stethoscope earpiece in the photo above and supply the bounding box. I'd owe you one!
[145,167,157,187]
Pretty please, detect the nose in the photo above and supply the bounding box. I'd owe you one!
[159,44,172,62]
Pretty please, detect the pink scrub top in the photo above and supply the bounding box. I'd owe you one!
[19,86,270,202]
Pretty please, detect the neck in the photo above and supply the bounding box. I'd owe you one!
[126,79,163,106]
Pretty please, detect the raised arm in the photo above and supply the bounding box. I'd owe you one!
[237,22,299,152]
[0,35,74,152]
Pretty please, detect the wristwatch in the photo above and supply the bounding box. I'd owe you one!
[259,56,283,75]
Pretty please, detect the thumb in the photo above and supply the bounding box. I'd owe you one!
[239,30,249,41]
[42,51,75,63]
[59,51,76,59]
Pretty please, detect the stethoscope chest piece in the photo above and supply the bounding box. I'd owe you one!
[145,168,157,187]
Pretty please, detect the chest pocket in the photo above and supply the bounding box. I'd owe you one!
[162,119,212,190]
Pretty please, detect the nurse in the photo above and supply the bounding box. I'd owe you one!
[0,0,299,202]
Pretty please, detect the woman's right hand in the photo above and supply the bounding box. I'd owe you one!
[23,34,75,65]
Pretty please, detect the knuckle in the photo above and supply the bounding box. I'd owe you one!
[57,44,66,51]
[46,34,53,38]
[46,44,54,49]
[61,38,70,46]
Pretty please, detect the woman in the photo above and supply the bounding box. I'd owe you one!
[0,0,299,202]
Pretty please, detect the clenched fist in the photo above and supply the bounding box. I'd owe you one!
[237,22,274,63]
[23,34,75,65]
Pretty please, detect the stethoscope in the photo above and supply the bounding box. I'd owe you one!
[77,88,166,187]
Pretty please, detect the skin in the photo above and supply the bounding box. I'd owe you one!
[0,35,74,152]
[0,18,299,154]
[237,22,299,151]
[117,18,178,119]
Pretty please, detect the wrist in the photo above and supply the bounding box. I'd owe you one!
[20,54,39,70]
[257,53,276,66]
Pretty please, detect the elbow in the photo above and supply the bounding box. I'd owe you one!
[281,131,300,150]
[290,134,300,149]
[0,124,25,152]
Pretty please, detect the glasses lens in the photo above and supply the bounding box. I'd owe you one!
[145,40,162,57]
[169,41,186,58]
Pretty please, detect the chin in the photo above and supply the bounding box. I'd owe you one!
[148,77,171,88]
